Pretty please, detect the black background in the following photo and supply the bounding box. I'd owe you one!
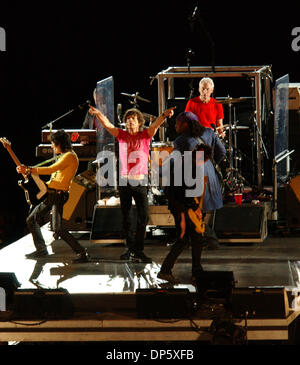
[0,1,299,244]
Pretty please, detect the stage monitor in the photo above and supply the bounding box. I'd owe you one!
[136,288,192,319]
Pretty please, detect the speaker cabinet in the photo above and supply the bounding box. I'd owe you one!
[289,110,300,173]
[90,206,137,243]
[90,205,175,243]
[12,288,74,320]
[62,184,96,231]
[61,170,97,231]
[214,204,268,243]
[136,288,191,318]
[195,271,235,302]
[286,175,300,226]
[231,287,289,318]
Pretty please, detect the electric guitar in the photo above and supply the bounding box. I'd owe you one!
[0,137,48,209]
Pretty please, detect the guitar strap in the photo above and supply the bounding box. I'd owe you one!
[33,156,58,168]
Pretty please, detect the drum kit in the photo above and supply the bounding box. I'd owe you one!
[119,91,251,195]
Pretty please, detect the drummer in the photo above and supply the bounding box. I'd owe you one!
[185,77,225,138]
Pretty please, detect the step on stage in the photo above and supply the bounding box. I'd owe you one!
[0,217,300,345]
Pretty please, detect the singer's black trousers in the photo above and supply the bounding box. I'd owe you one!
[118,183,149,254]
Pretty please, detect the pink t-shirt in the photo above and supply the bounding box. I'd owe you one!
[117,129,151,177]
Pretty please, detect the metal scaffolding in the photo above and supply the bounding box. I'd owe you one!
[154,65,273,189]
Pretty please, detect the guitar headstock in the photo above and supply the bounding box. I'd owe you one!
[0,137,11,149]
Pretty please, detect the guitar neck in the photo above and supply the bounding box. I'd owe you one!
[6,146,22,166]
[0,138,29,181]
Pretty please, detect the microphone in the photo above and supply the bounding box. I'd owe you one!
[186,48,195,58]
[78,100,91,110]
[189,4,198,33]
[192,5,198,19]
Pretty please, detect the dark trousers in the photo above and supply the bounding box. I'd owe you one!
[118,184,149,254]
[26,189,84,254]
[203,211,219,249]
[160,210,204,276]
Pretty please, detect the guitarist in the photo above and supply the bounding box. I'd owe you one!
[157,143,211,285]
[174,112,226,247]
[16,129,89,262]
[161,112,226,277]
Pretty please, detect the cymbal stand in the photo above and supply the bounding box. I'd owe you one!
[233,108,240,175]
[252,114,269,160]
[227,100,233,170]
[224,101,249,193]
[129,94,139,109]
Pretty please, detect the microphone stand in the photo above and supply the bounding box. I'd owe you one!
[42,107,77,130]
[41,101,90,130]
[185,48,195,99]
[189,6,215,73]
[41,100,89,161]
[200,19,215,73]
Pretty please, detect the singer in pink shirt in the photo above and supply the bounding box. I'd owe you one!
[89,105,175,263]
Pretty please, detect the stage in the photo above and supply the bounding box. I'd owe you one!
[0,215,300,345]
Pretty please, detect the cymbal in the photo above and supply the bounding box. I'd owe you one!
[217,97,249,105]
[121,92,151,103]
[142,112,157,122]
[224,125,249,130]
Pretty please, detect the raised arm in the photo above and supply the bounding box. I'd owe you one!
[88,105,119,137]
[146,106,176,138]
